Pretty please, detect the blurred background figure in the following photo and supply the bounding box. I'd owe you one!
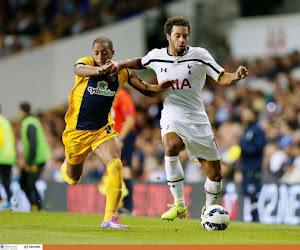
[18,102,51,211]
[0,105,16,210]
[239,106,266,222]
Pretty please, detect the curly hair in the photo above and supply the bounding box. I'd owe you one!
[164,16,191,35]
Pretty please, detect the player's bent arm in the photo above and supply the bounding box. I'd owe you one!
[128,70,174,97]
[74,64,111,77]
[218,65,248,85]
[128,70,158,97]
[110,58,145,77]
[118,57,145,70]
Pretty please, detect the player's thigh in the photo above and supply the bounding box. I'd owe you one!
[163,132,185,155]
[62,128,93,166]
[199,159,222,182]
[94,136,121,166]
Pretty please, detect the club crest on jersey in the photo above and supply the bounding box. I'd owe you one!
[187,64,192,74]
[87,81,115,96]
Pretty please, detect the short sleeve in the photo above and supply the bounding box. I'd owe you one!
[141,50,155,69]
[200,49,225,82]
[117,68,129,88]
[74,57,94,67]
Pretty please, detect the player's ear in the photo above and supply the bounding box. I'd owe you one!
[111,49,115,57]
[166,33,170,42]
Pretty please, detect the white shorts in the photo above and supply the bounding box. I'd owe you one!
[161,119,220,162]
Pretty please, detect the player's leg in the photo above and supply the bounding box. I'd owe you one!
[94,135,128,228]
[61,129,90,185]
[61,160,84,185]
[120,130,137,214]
[199,159,223,212]
[0,164,12,209]
[161,132,187,220]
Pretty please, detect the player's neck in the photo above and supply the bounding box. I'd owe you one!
[168,47,185,57]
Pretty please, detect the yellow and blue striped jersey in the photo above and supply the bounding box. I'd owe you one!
[65,56,129,130]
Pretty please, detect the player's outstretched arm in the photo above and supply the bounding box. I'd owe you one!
[218,65,248,85]
[128,70,174,97]
[110,58,145,77]
[74,63,112,77]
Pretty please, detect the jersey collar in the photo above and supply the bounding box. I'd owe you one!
[166,46,190,57]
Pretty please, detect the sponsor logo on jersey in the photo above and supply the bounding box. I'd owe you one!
[87,81,116,96]
[171,78,192,90]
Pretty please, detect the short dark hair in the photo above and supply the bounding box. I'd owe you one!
[164,16,191,35]
[92,37,113,50]
[19,102,31,115]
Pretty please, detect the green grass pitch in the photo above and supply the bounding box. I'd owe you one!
[0,211,299,244]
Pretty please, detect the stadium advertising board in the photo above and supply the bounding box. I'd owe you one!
[2,181,299,225]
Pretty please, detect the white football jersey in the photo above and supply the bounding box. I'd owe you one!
[141,46,224,126]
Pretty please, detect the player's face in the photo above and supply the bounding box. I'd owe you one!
[92,42,114,66]
[167,25,189,56]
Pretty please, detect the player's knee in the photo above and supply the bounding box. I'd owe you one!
[164,142,182,156]
[208,170,223,182]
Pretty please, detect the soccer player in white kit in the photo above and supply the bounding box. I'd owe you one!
[110,16,248,221]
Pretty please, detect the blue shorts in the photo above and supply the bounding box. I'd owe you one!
[121,130,137,167]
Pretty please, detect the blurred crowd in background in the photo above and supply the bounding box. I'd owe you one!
[1,0,300,190]
[0,0,175,58]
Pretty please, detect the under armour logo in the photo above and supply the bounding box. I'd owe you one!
[161,68,167,72]
[168,184,175,188]
[187,64,192,74]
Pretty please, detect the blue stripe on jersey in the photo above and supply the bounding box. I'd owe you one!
[143,58,220,74]
[76,74,119,130]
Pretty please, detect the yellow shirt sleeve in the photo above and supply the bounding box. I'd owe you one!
[75,57,94,66]
[117,68,130,89]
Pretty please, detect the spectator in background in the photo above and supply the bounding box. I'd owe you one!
[239,106,266,222]
[19,102,51,211]
[0,105,16,210]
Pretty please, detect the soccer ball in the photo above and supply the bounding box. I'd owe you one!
[201,205,230,231]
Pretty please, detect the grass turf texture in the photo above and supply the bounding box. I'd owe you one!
[0,211,299,244]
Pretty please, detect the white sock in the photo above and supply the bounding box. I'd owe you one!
[165,156,185,207]
[204,177,222,206]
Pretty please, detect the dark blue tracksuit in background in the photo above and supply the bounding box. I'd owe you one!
[239,121,266,221]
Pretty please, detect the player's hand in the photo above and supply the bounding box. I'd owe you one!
[236,65,248,80]
[158,79,175,90]
[109,61,121,77]
[96,63,112,75]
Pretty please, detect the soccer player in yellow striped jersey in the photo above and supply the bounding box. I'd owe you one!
[61,37,174,229]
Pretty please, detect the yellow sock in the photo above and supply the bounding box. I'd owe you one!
[61,162,80,185]
[104,158,123,221]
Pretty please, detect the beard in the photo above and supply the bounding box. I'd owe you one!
[175,48,186,56]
